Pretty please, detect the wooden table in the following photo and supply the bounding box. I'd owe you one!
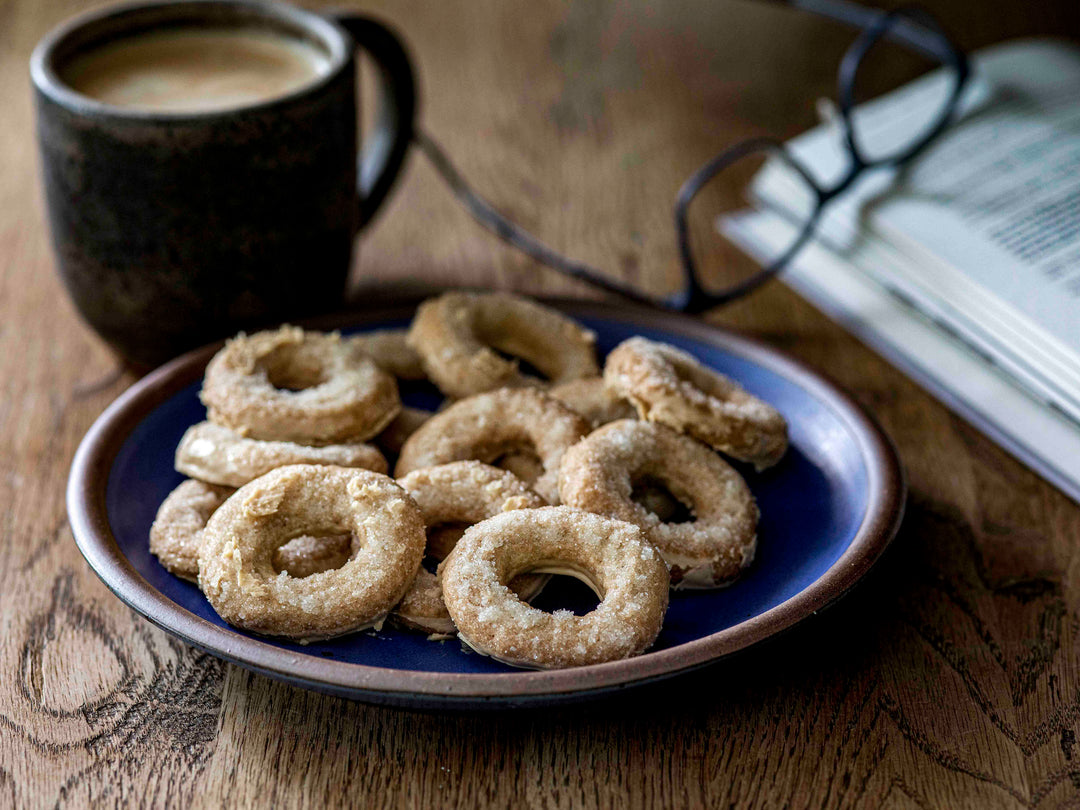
[4,0,1080,806]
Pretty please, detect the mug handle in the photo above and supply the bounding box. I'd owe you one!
[330,14,417,229]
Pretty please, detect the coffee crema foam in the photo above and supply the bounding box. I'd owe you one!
[60,27,331,113]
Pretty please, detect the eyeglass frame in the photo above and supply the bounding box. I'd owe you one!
[670,0,972,313]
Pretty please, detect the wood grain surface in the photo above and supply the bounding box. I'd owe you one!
[4,0,1080,807]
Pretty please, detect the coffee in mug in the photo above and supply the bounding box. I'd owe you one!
[60,27,331,113]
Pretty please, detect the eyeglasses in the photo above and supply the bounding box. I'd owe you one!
[415,0,970,314]
[672,0,971,312]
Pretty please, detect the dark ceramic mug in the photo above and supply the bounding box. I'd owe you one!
[31,0,416,366]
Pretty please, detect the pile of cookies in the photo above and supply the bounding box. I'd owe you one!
[150,291,788,669]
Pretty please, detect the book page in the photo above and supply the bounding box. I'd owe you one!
[750,40,1080,350]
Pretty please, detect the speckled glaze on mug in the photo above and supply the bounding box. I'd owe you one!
[31,1,415,366]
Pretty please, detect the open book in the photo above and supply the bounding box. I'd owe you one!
[723,40,1080,502]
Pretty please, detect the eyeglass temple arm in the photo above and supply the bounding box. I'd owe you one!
[418,121,757,315]
[671,136,794,314]
[412,131,681,310]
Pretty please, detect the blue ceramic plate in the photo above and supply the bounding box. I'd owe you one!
[68,300,904,709]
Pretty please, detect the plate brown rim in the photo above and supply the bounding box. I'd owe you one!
[67,299,905,705]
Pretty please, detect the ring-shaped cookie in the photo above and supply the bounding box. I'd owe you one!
[150,479,234,581]
[549,377,636,428]
[559,420,759,588]
[394,461,547,636]
[440,506,669,669]
[395,388,590,503]
[604,336,787,469]
[150,479,354,581]
[201,326,400,444]
[493,452,545,485]
[407,292,599,398]
[198,465,425,641]
[175,421,387,487]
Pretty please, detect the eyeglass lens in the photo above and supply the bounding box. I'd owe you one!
[690,14,964,301]
[844,12,964,164]
[695,144,820,298]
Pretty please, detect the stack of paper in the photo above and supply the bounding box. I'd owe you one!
[723,40,1080,502]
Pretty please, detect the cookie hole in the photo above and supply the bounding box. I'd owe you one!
[632,477,694,524]
[272,533,353,578]
[671,358,728,398]
[528,574,601,616]
[262,346,329,391]
[492,449,543,485]
[425,523,468,564]
[489,346,550,382]
[421,555,441,575]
